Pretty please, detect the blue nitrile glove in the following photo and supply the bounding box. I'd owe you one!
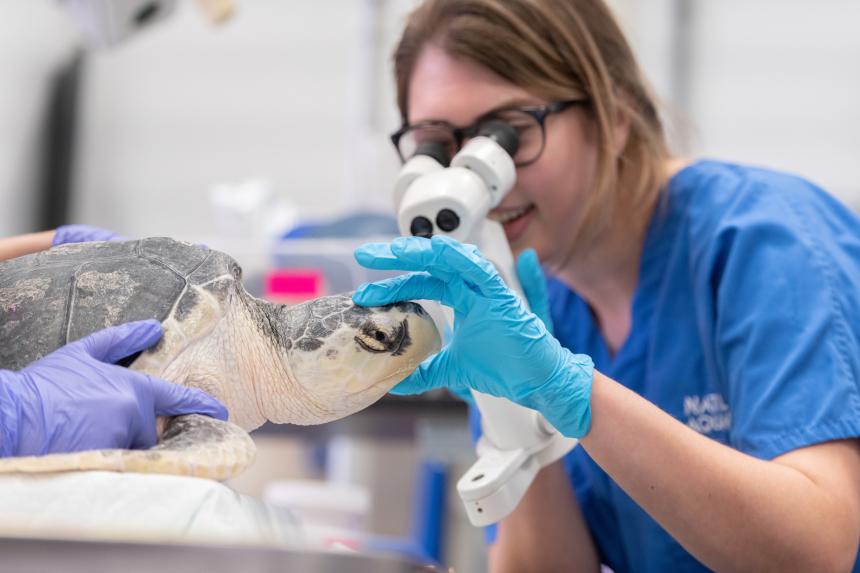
[516,248,554,334]
[52,224,126,246]
[0,320,228,457]
[446,248,552,406]
[352,235,594,438]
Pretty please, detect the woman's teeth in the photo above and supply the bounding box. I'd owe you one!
[489,205,534,224]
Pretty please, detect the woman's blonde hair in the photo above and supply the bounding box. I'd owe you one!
[394,0,670,249]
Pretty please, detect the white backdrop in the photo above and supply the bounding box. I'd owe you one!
[0,0,858,238]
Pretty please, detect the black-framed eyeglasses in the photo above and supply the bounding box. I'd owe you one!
[390,99,588,167]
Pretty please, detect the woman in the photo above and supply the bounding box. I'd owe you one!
[0,226,226,457]
[352,0,860,570]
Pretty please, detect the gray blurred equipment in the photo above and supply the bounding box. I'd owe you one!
[57,0,178,48]
[56,0,234,48]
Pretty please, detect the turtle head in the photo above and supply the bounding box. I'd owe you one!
[271,294,441,424]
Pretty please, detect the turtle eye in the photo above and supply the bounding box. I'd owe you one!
[355,327,390,353]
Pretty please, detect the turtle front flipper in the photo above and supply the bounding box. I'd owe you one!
[143,415,257,479]
[0,416,255,481]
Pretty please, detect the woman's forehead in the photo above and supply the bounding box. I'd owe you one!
[407,46,541,124]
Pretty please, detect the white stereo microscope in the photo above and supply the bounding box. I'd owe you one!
[393,122,579,526]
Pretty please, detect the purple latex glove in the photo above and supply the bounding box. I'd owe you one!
[52,224,127,246]
[0,320,228,457]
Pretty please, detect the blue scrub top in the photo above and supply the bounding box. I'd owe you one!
[473,159,860,571]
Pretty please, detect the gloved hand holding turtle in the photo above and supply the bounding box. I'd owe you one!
[352,235,594,439]
[52,224,127,246]
[0,321,228,457]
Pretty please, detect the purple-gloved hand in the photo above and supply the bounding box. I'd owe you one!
[52,224,127,246]
[0,320,228,457]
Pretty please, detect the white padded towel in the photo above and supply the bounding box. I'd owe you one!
[0,471,304,546]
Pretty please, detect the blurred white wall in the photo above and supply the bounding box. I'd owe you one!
[612,0,860,207]
[688,0,860,207]
[0,0,858,235]
[72,0,377,241]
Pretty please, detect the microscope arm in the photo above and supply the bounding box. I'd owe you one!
[394,130,579,527]
[454,221,578,526]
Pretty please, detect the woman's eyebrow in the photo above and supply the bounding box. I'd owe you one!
[408,98,543,126]
[484,98,543,112]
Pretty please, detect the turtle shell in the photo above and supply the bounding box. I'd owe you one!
[0,238,241,371]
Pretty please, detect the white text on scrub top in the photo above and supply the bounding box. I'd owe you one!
[683,393,731,435]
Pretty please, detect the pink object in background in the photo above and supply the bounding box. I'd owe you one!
[264,269,325,303]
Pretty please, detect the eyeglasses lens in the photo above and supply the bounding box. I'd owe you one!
[397,109,544,166]
[397,125,459,163]
[481,110,544,166]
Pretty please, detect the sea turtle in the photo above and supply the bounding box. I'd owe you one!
[0,238,440,480]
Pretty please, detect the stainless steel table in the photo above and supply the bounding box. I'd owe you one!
[0,536,444,573]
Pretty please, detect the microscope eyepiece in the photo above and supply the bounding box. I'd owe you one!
[477,120,520,158]
[410,216,434,238]
[436,208,460,232]
[412,141,452,167]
